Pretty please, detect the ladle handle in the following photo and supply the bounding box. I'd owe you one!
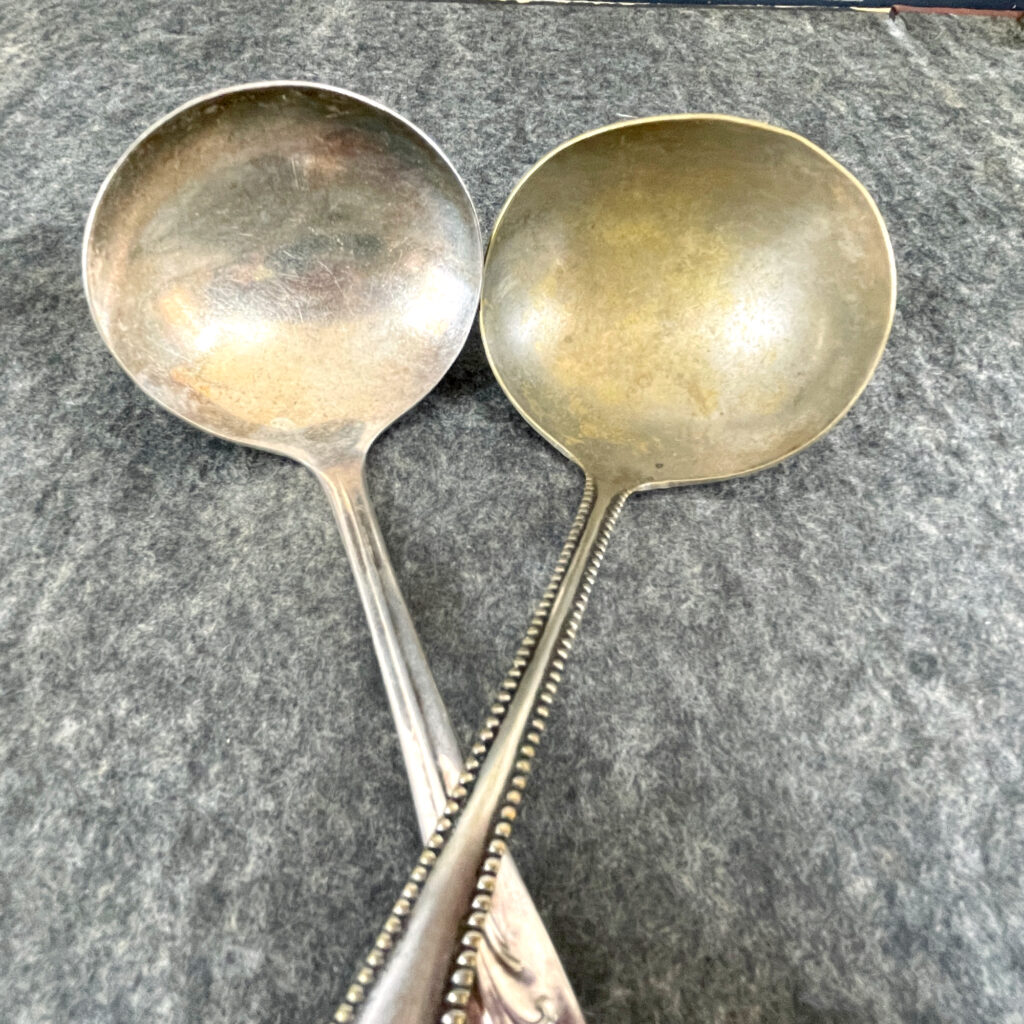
[317,457,458,836]
[316,457,589,1024]
[333,475,629,1024]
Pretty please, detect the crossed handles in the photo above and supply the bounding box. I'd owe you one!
[324,467,630,1024]
[318,460,627,1024]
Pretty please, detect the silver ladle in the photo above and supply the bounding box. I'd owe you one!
[341,115,896,1024]
[82,80,585,1024]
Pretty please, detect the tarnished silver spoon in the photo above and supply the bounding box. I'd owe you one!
[82,80,584,1024]
[339,115,896,1024]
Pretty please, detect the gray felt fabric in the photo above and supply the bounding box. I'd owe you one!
[2,3,1024,1023]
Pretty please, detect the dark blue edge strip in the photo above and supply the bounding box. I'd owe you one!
[417,0,1022,10]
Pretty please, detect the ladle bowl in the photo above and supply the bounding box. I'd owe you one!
[484,114,895,489]
[83,81,479,460]
[341,115,894,1024]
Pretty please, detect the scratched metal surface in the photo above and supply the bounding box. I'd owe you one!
[2,3,1023,1023]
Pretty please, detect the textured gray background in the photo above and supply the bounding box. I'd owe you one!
[2,3,1024,1023]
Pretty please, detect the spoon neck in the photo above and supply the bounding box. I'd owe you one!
[313,458,460,837]
[313,451,369,491]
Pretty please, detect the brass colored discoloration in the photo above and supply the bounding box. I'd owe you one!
[482,115,896,489]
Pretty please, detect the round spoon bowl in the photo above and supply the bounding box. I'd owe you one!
[84,81,482,463]
[482,115,896,489]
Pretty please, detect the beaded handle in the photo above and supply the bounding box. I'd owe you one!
[437,485,628,1021]
[332,476,630,1024]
